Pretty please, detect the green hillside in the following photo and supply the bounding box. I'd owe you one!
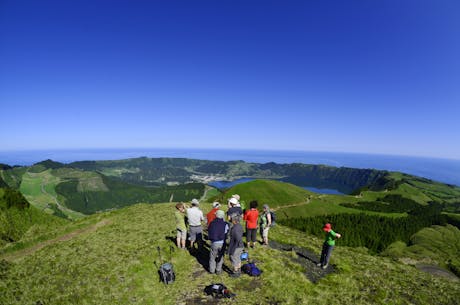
[0,202,458,305]
[2,165,205,217]
[383,224,460,276]
[68,157,392,193]
[0,187,67,248]
[218,179,313,208]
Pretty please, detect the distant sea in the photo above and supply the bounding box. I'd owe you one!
[1,148,460,187]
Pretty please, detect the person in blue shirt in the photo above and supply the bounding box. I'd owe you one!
[208,210,229,274]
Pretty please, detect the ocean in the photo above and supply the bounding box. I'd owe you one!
[1,148,459,187]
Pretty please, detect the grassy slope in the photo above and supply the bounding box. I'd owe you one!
[220,179,313,208]
[0,202,458,305]
[0,188,68,248]
[19,169,86,220]
[383,225,460,273]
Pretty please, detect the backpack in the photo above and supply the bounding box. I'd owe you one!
[156,246,175,284]
[240,250,249,261]
[242,262,262,277]
[269,211,276,227]
[158,262,175,284]
[204,283,236,298]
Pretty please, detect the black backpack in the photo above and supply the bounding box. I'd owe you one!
[204,283,236,298]
[156,246,176,284]
[269,211,276,227]
[159,262,175,284]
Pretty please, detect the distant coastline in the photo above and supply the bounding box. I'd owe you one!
[1,148,459,186]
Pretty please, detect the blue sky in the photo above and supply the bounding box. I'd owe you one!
[1,0,459,159]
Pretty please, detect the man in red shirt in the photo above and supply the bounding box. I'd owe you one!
[243,200,259,248]
[207,202,221,227]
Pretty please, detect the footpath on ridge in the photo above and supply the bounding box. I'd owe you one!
[0,219,112,262]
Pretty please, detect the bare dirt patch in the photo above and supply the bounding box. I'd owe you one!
[416,264,459,282]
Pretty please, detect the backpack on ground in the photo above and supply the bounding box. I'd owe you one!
[242,262,262,277]
[204,283,236,298]
[156,246,176,284]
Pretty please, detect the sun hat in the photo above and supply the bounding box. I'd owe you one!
[228,197,238,205]
[216,210,225,219]
[191,198,200,206]
[323,223,332,232]
[232,194,240,200]
[212,202,221,208]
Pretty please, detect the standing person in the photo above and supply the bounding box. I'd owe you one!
[174,202,187,249]
[186,198,204,251]
[207,210,229,274]
[260,204,272,245]
[227,197,243,221]
[317,223,342,269]
[243,200,259,248]
[228,214,244,277]
[207,202,221,227]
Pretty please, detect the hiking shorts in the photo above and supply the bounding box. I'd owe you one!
[177,228,186,240]
[246,228,257,243]
[188,225,203,242]
[262,227,270,239]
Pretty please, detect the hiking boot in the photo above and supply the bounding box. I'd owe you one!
[229,271,241,278]
[216,270,222,275]
[316,263,322,267]
[322,264,328,269]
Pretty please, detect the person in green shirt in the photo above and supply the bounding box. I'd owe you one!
[317,223,341,269]
[175,203,187,249]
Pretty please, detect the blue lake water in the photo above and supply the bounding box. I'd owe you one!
[208,178,255,189]
[302,187,344,195]
[1,148,459,186]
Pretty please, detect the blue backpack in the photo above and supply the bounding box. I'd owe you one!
[242,262,262,277]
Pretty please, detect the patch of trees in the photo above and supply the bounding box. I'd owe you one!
[280,165,387,194]
[55,176,205,214]
[279,203,460,253]
[1,188,29,209]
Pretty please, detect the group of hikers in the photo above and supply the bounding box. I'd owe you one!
[174,195,341,278]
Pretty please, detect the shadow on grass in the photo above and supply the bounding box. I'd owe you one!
[269,240,335,283]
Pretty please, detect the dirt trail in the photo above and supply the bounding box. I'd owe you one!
[1,219,112,262]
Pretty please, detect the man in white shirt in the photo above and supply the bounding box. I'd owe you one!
[186,198,204,250]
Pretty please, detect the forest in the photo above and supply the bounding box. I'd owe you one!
[278,202,460,254]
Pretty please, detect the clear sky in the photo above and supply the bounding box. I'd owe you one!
[1,0,459,159]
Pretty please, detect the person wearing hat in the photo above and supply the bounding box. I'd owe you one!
[207,202,221,227]
[232,194,246,212]
[186,198,204,251]
[317,223,341,269]
[207,210,229,274]
[260,204,272,245]
[228,214,244,277]
[227,197,243,221]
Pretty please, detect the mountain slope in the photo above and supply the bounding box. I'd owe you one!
[0,187,67,248]
[2,165,205,217]
[219,179,313,208]
[0,202,458,305]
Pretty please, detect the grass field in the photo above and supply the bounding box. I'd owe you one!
[18,169,86,220]
[1,202,458,305]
